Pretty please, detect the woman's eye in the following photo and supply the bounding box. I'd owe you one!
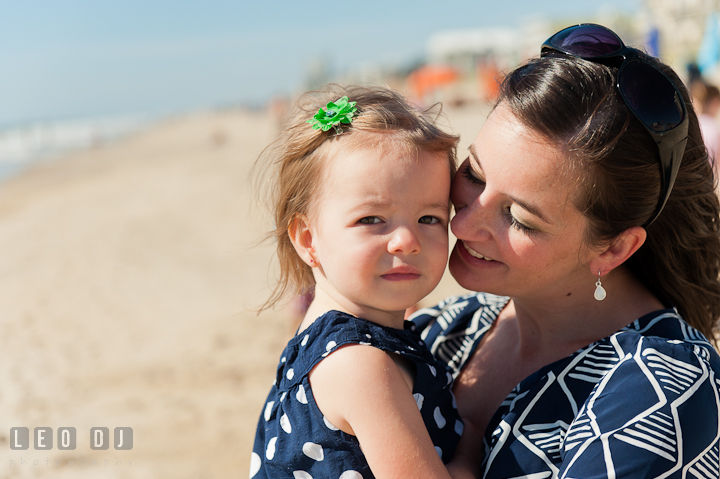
[504,208,536,235]
[419,216,441,224]
[358,216,382,224]
[462,163,486,187]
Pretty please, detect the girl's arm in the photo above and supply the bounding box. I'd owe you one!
[310,344,453,479]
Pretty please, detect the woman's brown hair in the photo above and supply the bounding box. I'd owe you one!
[253,84,458,312]
[498,55,720,344]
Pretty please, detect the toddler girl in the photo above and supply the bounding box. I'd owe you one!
[251,85,462,479]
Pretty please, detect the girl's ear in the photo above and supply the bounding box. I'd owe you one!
[288,214,316,267]
[589,226,646,277]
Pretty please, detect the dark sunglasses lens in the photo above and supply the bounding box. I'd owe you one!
[618,60,685,132]
[549,25,623,57]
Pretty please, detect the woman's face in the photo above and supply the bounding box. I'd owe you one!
[449,103,595,301]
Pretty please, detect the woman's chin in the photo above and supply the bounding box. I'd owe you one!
[448,248,481,292]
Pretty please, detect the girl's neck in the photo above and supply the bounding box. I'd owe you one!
[298,286,407,335]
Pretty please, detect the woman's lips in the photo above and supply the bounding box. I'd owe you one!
[461,241,494,261]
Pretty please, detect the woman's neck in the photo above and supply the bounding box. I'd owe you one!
[504,267,665,360]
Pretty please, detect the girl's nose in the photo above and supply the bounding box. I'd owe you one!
[388,227,421,255]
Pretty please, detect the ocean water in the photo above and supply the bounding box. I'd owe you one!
[0,114,154,182]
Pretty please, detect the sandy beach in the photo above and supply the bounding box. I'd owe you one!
[0,102,489,478]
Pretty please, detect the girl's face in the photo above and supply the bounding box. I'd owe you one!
[307,140,451,320]
[449,103,595,301]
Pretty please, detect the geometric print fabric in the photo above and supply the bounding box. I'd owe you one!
[412,292,720,479]
[251,310,463,479]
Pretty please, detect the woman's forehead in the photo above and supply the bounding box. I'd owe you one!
[471,104,581,220]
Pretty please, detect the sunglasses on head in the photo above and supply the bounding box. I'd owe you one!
[541,23,689,227]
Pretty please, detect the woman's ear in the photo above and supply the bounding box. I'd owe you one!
[589,226,647,276]
[288,214,316,267]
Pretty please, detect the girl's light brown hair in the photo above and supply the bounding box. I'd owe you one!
[253,84,459,312]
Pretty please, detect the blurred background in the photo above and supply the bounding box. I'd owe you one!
[5,0,720,174]
[1,1,720,478]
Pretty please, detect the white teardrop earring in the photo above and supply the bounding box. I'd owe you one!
[594,271,606,301]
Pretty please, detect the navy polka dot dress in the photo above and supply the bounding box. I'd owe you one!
[250,310,463,479]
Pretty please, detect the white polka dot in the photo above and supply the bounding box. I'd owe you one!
[455,419,464,436]
[266,437,277,460]
[428,364,437,376]
[296,385,308,404]
[326,340,337,351]
[323,416,339,431]
[280,413,292,433]
[293,471,313,479]
[281,356,286,363]
[414,393,424,410]
[250,452,262,478]
[339,471,363,479]
[452,394,457,409]
[302,442,324,461]
[287,368,295,380]
[264,401,275,421]
[359,342,371,346]
[301,334,309,346]
[280,392,287,402]
[435,446,443,458]
[434,407,446,429]
[366,334,372,339]
[446,371,453,386]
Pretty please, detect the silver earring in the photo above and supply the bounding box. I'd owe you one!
[594,271,606,301]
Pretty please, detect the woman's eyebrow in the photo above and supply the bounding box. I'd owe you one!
[468,144,482,170]
[509,195,551,224]
[468,145,551,225]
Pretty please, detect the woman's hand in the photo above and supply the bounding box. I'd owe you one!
[446,419,485,479]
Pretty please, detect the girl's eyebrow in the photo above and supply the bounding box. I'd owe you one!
[467,145,552,225]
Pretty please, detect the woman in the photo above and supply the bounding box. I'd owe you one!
[414,24,720,478]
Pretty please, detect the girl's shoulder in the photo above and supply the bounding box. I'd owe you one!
[276,310,432,392]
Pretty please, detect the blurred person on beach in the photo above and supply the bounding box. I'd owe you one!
[693,80,720,172]
[250,85,466,479]
[412,24,720,478]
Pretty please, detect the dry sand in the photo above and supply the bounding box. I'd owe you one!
[0,103,490,478]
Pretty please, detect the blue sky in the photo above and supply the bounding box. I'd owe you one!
[0,0,639,125]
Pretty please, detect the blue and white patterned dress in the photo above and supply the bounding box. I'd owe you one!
[250,310,463,479]
[411,292,720,479]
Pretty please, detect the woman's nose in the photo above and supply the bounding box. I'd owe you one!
[388,227,421,255]
[451,193,493,242]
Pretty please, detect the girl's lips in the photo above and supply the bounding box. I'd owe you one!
[381,266,421,281]
[381,273,421,281]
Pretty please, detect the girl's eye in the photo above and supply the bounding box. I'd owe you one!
[462,163,485,187]
[419,216,441,224]
[504,208,536,235]
[358,216,382,224]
